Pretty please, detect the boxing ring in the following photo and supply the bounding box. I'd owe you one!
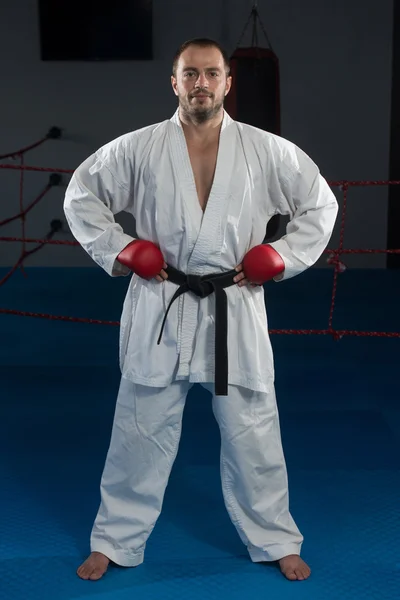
[1,136,399,600]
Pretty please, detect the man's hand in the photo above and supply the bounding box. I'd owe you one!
[233,263,259,288]
[241,244,285,285]
[117,240,166,280]
[155,263,169,283]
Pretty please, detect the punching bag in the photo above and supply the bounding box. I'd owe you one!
[224,47,281,136]
[224,12,282,240]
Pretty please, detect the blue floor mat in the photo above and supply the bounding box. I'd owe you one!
[0,267,399,599]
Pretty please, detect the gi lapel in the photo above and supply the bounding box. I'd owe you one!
[168,109,237,273]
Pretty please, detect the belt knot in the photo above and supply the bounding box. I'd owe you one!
[186,274,213,298]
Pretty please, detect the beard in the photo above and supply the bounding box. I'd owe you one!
[179,90,224,123]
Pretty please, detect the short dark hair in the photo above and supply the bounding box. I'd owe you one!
[172,38,231,77]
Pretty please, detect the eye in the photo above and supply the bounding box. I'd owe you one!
[209,72,219,77]
[184,71,196,78]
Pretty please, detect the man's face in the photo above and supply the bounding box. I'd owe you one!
[171,45,232,123]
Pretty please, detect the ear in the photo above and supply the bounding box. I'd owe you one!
[171,75,179,97]
[225,75,232,96]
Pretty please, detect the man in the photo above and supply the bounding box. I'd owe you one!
[63,38,338,582]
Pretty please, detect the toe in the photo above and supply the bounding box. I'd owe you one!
[303,564,311,577]
[286,570,297,580]
[299,566,311,580]
[77,562,95,580]
[77,568,89,580]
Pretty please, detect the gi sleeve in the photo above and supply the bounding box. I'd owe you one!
[63,138,136,277]
[268,144,339,281]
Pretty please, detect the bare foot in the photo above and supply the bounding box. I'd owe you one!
[278,554,311,581]
[77,551,110,580]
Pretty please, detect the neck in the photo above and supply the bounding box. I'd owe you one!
[179,107,224,142]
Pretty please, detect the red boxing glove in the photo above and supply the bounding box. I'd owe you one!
[117,240,164,279]
[242,244,285,285]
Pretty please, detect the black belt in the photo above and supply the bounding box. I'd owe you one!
[157,265,237,396]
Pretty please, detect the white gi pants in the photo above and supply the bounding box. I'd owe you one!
[90,377,303,566]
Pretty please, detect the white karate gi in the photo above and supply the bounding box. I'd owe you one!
[64,109,338,566]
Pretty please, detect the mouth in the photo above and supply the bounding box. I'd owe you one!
[192,94,211,99]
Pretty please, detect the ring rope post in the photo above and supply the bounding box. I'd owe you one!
[18,153,26,278]
[328,182,349,338]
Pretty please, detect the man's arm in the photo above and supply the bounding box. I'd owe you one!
[63,141,136,277]
[268,145,339,281]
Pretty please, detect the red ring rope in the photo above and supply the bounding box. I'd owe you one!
[0,134,399,339]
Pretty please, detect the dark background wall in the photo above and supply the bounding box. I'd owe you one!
[0,0,395,269]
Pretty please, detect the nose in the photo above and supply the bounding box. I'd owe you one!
[195,72,209,88]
